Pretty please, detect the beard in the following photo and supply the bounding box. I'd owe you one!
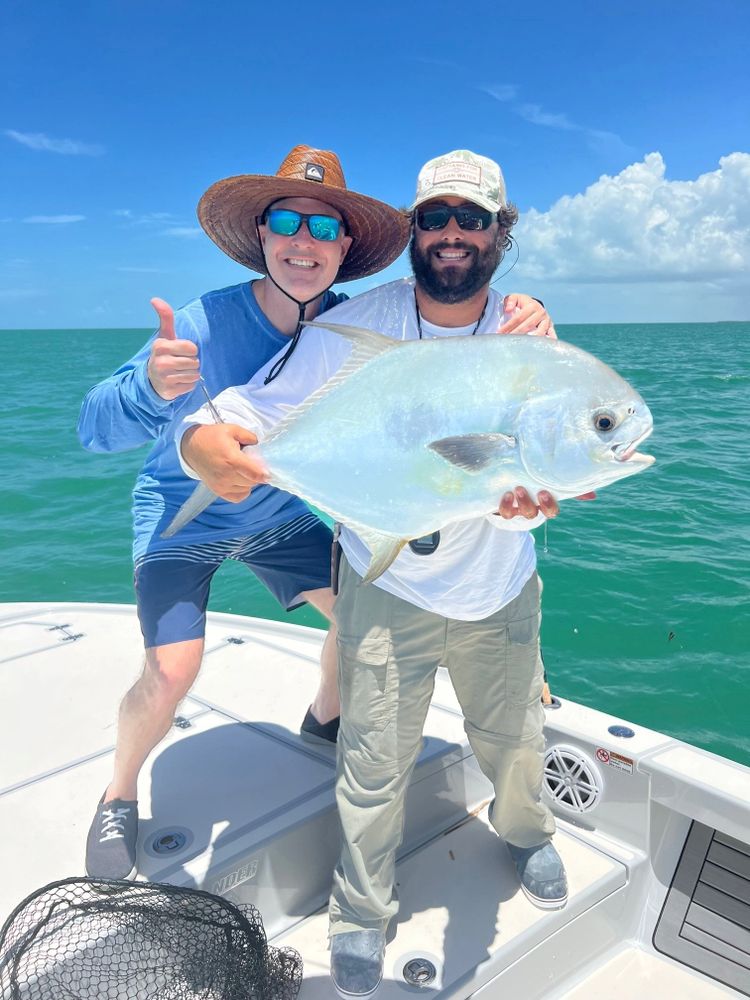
[409,233,504,304]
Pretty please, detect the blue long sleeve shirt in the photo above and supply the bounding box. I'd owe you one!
[77,281,346,561]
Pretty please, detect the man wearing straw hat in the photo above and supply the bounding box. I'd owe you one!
[78,144,549,884]
[78,145,408,879]
[179,149,568,998]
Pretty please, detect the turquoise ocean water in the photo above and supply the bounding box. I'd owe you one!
[1,322,748,767]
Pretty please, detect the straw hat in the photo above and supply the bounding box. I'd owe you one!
[198,145,410,282]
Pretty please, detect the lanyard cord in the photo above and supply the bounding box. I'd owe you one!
[256,217,337,385]
[262,300,308,385]
[414,289,488,339]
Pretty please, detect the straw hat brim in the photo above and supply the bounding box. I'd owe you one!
[198,176,411,282]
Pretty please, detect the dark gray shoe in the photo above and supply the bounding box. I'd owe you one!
[300,706,340,745]
[506,840,568,909]
[330,929,385,998]
[85,794,138,879]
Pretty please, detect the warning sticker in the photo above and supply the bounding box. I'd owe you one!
[596,748,634,775]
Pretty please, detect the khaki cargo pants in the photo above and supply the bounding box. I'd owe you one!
[328,558,556,936]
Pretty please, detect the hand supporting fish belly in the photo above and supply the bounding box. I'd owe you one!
[497,487,560,520]
[164,321,654,580]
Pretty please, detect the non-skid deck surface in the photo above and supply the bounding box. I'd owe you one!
[0,602,481,939]
[279,811,627,998]
[560,948,741,998]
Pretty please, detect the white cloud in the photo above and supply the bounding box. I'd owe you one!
[0,288,42,299]
[116,266,166,273]
[5,130,104,156]
[482,84,518,103]
[23,215,85,224]
[585,129,634,160]
[516,102,577,130]
[516,152,750,285]
[116,211,181,229]
[113,211,201,239]
[481,86,634,159]
[414,56,464,72]
[161,226,203,239]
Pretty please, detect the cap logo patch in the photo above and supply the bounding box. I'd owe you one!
[305,163,325,182]
[432,162,481,187]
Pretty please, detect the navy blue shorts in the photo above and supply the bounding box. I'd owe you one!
[134,513,333,648]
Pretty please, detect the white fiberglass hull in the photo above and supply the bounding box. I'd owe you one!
[1,603,748,997]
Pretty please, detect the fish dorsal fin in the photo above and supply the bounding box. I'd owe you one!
[261,321,400,448]
[429,432,517,473]
[303,320,399,364]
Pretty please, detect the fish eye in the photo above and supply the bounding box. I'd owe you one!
[593,410,617,433]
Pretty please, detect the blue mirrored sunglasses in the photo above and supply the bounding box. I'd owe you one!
[264,208,343,242]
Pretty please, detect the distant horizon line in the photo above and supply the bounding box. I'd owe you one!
[2,320,749,333]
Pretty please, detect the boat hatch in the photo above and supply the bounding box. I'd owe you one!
[654,821,750,997]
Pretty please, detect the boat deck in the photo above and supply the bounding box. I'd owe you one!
[2,603,748,997]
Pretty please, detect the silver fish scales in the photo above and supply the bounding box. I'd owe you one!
[164,322,654,581]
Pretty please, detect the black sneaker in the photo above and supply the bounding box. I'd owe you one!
[85,794,139,879]
[300,706,339,745]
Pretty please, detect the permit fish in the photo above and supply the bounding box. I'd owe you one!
[163,321,654,581]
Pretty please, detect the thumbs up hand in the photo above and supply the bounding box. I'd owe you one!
[147,297,201,400]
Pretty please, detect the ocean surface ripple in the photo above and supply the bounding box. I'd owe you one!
[1,321,748,767]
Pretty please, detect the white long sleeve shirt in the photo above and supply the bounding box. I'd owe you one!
[177,278,541,621]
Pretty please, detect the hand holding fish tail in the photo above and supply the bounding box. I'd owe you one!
[181,423,268,502]
[147,297,201,400]
[497,487,560,520]
[499,293,557,339]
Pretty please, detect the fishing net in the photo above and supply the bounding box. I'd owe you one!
[0,878,302,1000]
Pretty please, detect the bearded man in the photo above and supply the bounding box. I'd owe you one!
[179,150,566,1000]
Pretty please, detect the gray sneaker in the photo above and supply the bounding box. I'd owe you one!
[85,794,138,879]
[330,929,385,999]
[506,840,568,909]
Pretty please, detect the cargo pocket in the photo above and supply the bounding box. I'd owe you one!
[337,630,394,733]
[504,611,543,708]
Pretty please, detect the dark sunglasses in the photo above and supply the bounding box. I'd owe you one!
[415,204,496,232]
[264,208,343,242]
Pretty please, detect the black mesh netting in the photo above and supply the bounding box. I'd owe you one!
[0,878,302,1000]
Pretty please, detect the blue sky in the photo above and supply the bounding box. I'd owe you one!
[1,0,748,328]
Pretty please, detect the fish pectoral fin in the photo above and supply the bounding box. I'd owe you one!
[356,529,409,584]
[161,482,218,539]
[428,433,517,473]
